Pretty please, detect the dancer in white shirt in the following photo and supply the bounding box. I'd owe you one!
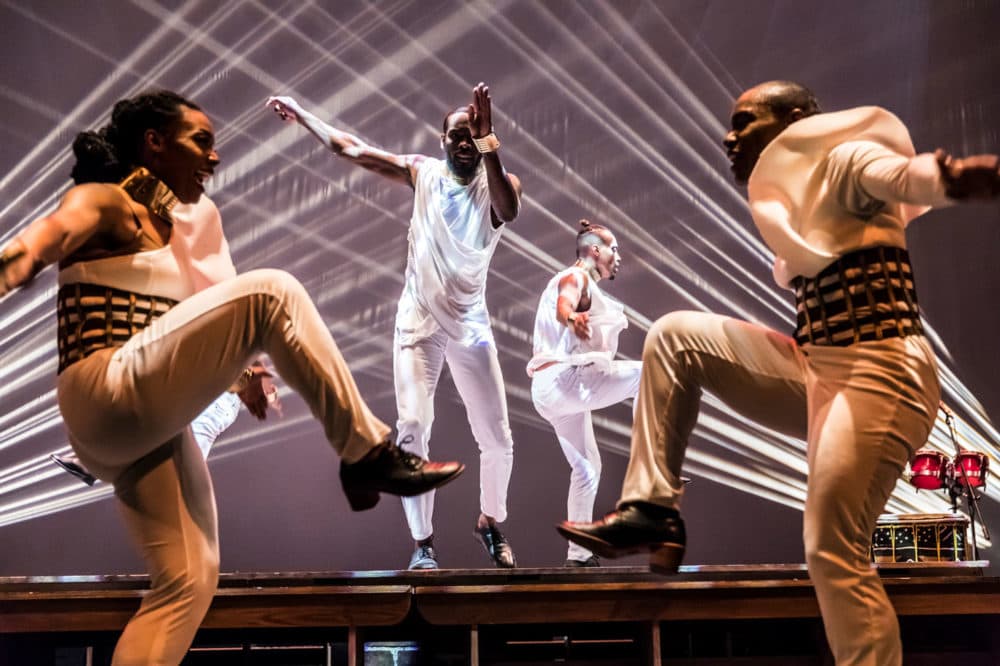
[268,83,522,569]
[559,81,1000,666]
[528,221,639,567]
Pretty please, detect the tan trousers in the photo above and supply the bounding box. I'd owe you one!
[620,311,939,666]
[57,269,391,665]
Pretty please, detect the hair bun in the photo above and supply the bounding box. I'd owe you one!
[579,219,592,230]
[70,129,121,184]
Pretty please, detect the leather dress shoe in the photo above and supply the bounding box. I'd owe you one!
[556,502,686,573]
[408,544,439,570]
[50,454,97,486]
[339,441,464,511]
[474,523,516,568]
[564,555,600,568]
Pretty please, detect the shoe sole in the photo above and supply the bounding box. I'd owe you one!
[555,524,683,573]
[344,463,466,512]
[50,455,97,486]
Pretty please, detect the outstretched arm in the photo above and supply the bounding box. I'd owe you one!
[267,95,421,188]
[467,83,522,226]
[831,141,1000,209]
[1,185,111,299]
[556,271,591,340]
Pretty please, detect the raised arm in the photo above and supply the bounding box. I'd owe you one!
[267,95,421,188]
[556,271,592,340]
[467,83,522,226]
[1,184,114,299]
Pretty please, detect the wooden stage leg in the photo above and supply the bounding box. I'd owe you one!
[648,621,661,666]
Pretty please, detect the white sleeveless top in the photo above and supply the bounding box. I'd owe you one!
[57,194,233,301]
[396,158,502,346]
[58,245,189,302]
[526,266,628,376]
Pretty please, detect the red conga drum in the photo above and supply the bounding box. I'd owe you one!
[909,449,950,490]
[953,450,990,489]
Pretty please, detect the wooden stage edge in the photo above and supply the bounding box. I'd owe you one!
[1,561,997,633]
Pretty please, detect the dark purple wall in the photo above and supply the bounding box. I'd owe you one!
[1,0,997,575]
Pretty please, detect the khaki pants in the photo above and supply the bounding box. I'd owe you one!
[57,269,391,665]
[620,311,939,666]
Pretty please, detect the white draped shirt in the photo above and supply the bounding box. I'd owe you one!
[396,158,502,346]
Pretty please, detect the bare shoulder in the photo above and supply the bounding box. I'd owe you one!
[61,182,127,211]
[403,153,431,186]
[55,182,132,232]
[558,267,586,292]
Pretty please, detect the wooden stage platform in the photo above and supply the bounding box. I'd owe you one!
[2,562,998,665]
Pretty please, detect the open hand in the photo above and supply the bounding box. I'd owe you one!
[238,365,279,420]
[467,82,493,139]
[936,149,1000,199]
[569,311,592,341]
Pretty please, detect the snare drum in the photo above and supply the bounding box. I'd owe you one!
[870,513,969,563]
[909,449,950,490]
[953,450,990,489]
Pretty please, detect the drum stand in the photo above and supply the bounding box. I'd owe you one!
[941,404,990,560]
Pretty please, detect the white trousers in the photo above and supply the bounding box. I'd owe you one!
[532,361,642,561]
[621,311,939,666]
[394,327,514,541]
[57,269,391,665]
[190,392,242,458]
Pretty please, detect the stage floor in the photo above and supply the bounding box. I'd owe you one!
[2,562,998,665]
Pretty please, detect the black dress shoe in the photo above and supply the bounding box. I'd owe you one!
[339,441,465,511]
[50,454,97,486]
[556,502,686,573]
[474,523,516,568]
[564,555,600,568]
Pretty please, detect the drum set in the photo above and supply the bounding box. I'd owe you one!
[909,449,990,491]
[906,404,991,559]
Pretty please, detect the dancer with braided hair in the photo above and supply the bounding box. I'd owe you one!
[528,220,639,567]
[50,174,267,487]
[0,89,463,665]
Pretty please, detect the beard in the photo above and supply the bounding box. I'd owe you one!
[447,152,480,180]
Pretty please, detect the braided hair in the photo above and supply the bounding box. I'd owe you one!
[575,219,611,258]
[70,90,200,184]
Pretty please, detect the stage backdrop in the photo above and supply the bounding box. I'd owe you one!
[1,0,998,575]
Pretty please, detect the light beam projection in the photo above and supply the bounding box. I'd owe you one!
[1,0,997,555]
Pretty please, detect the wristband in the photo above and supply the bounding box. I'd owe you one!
[472,133,500,153]
[229,366,255,393]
